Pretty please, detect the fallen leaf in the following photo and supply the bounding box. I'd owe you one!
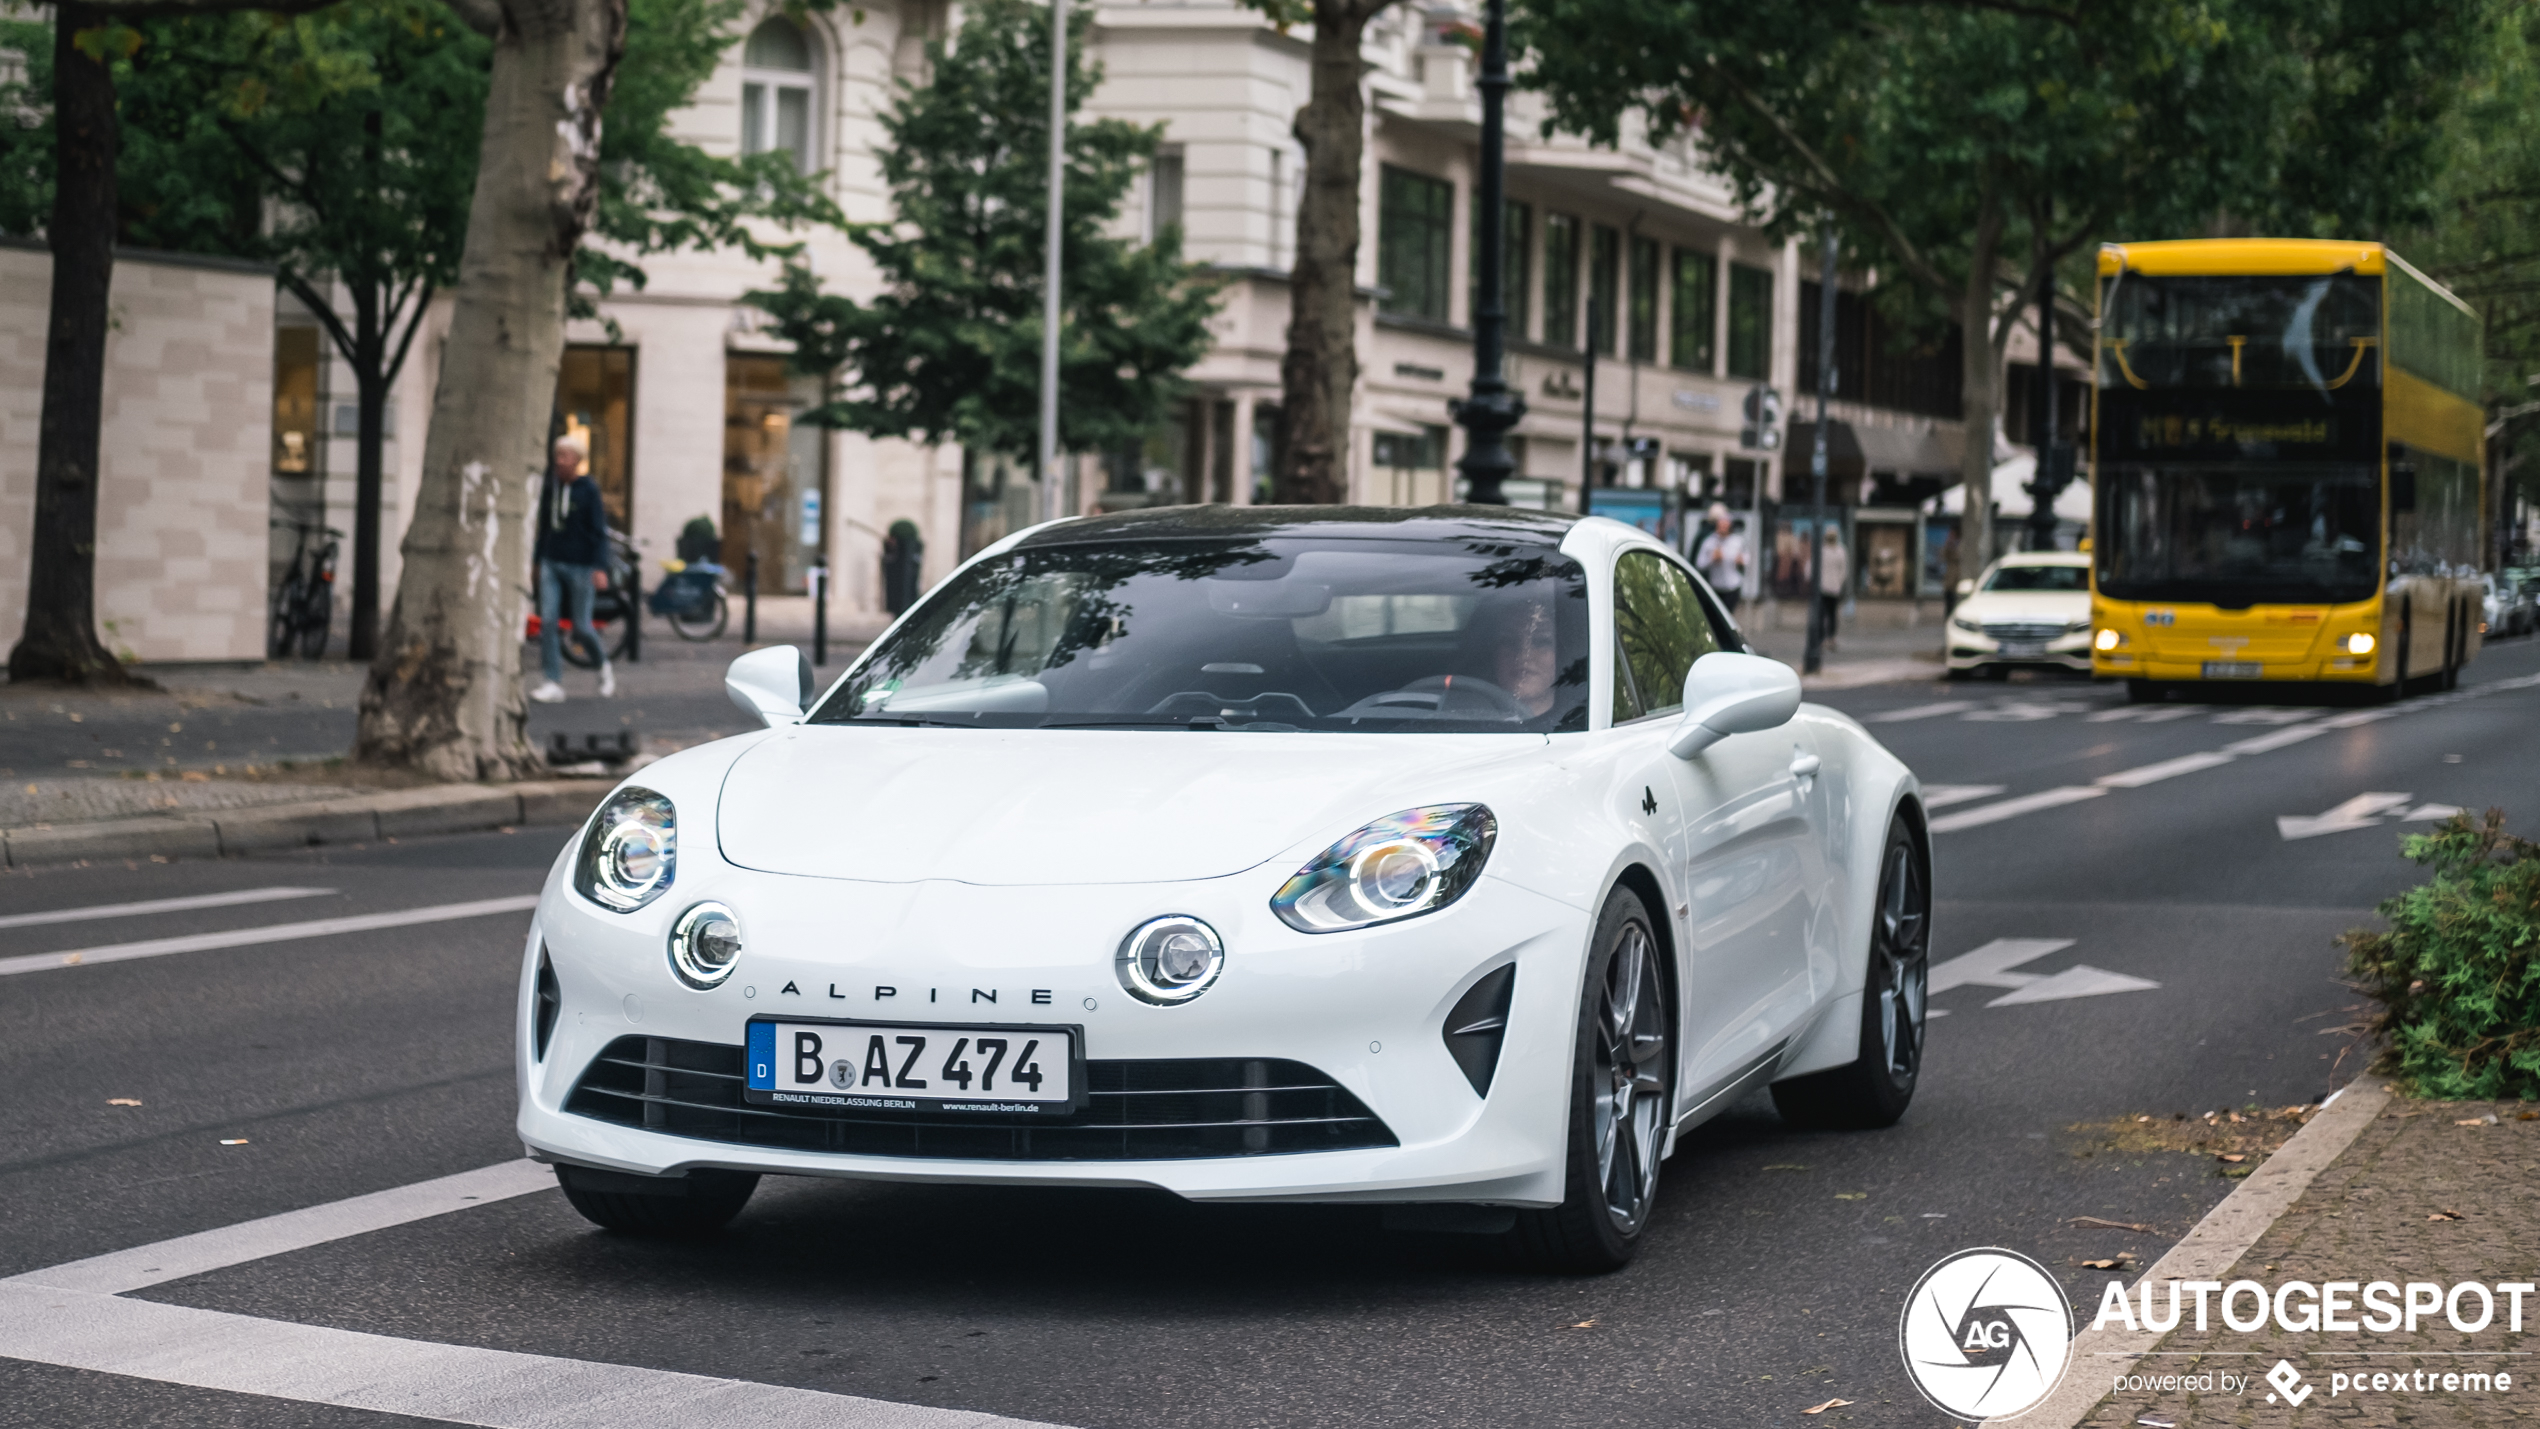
[2136,1115,2153,1123]
[218,1138,249,1145]
[2456,1117,2493,1126]
[106,1098,141,1107]
[1834,1192,1867,1201]
[2138,1416,2177,1428]
[2429,1210,2464,1221]
[1801,1399,1853,1415]
[1567,1318,1597,1330]
[2521,1111,2537,1122]
[2069,1216,2156,1233]
[2079,1258,2126,1270]
[2218,1153,2247,1163]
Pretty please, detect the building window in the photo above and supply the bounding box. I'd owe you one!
[742,17,817,174]
[556,347,636,530]
[1627,235,1659,363]
[1543,213,1580,348]
[1379,166,1453,322]
[1671,249,1716,372]
[1590,224,1620,356]
[1149,146,1184,243]
[1727,261,1773,380]
[1470,199,1531,337]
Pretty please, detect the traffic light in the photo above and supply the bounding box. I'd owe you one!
[1740,386,1782,451]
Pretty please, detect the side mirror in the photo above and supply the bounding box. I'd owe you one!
[728,645,814,727]
[1669,651,1801,759]
[1954,578,1975,598]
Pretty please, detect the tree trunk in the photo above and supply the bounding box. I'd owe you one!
[1955,198,2005,583]
[353,0,623,780]
[10,3,146,686]
[1275,0,1385,505]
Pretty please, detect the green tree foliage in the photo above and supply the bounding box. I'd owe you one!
[2345,810,2540,1100]
[0,14,59,235]
[745,0,1221,460]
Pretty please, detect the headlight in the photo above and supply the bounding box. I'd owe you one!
[1271,804,1496,933]
[2094,627,2123,651]
[1950,616,1982,634]
[2341,632,2376,655]
[668,901,741,988]
[575,787,676,912]
[1118,915,1224,1004]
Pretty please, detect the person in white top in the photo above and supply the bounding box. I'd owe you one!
[1692,502,1749,615]
[1816,527,1850,650]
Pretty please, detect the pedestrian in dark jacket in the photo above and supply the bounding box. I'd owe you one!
[532,432,613,701]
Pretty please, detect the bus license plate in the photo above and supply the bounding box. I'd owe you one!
[745,1019,1081,1114]
[2202,661,2262,679]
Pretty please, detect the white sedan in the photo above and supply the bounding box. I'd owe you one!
[1945,551,2095,678]
[517,507,1932,1271]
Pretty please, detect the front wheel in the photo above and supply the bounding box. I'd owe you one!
[669,593,729,641]
[1512,887,1672,1274]
[1771,816,1929,1130]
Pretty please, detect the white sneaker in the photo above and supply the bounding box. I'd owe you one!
[529,680,567,704]
[597,663,615,698]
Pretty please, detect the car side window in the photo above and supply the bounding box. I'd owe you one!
[1613,550,1724,720]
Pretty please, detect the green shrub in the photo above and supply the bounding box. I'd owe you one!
[2344,810,2540,1100]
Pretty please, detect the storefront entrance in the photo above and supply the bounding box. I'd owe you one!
[723,355,826,594]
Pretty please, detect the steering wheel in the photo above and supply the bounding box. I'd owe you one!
[1384,674,1531,721]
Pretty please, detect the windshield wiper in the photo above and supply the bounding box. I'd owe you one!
[836,713,1001,728]
[1039,716,1234,730]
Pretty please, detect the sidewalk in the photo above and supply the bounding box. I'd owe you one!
[2040,1082,2540,1428]
[1735,597,1955,690]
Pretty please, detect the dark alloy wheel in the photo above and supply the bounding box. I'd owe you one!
[1771,817,1930,1130]
[1514,887,1672,1273]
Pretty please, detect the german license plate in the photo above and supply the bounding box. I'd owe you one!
[2000,641,2045,658]
[745,1018,1084,1114]
[2202,661,2263,679]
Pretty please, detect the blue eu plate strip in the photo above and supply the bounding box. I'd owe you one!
[745,1021,776,1089]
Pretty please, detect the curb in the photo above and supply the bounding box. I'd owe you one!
[1992,1077,2396,1427]
[0,780,610,869]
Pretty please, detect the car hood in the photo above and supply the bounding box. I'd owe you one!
[1956,591,2089,623]
[715,726,1545,885]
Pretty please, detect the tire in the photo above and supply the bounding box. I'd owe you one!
[557,1167,759,1235]
[267,581,301,660]
[1512,887,1672,1274]
[2125,678,2163,704]
[669,594,729,641]
[1771,817,1930,1131]
[295,595,329,660]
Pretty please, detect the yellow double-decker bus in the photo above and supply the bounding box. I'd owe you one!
[2089,239,2486,701]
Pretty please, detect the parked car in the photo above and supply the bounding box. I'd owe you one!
[518,507,1933,1272]
[1946,552,2095,678]
[2482,573,2535,638]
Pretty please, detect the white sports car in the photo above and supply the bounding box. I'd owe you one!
[518,507,1932,1271]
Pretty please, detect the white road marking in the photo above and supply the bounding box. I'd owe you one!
[1927,938,2075,994]
[1866,700,1981,724]
[2208,707,2323,726]
[2093,751,2237,788]
[1926,785,2106,833]
[0,1159,1066,1428]
[2084,705,2202,723]
[2277,792,2415,841]
[1960,700,2092,722]
[4,1160,555,1296]
[0,886,336,932]
[1919,784,2008,810]
[1984,965,2163,1006]
[0,894,541,977]
[2403,802,2465,821]
[2220,723,2333,754]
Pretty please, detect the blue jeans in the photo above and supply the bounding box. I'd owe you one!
[539,560,599,683]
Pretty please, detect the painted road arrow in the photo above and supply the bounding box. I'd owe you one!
[2276,792,2414,840]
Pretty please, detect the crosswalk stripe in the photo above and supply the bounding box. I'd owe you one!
[0,894,541,977]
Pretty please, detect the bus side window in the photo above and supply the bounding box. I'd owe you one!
[2388,443,2416,512]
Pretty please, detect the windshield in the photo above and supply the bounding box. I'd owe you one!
[2102,275,2380,393]
[811,537,1591,732]
[1984,564,2089,593]
[2096,464,2380,607]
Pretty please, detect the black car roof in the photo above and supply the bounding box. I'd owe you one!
[1013,504,1583,548]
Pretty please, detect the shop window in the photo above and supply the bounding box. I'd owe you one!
[271,326,321,478]
[555,346,635,531]
[1374,424,1450,506]
[742,17,818,174]
[724,354,826,593]
[1727,262,1773,380]
[1378,165,1453,322]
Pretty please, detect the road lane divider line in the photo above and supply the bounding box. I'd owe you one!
[1927,786,2106,833]
[0,1284,1065,1429]
[2092,751,2237,789]
[0,894,541,977]
[2218,723,2334,754]
[1919,784,2008,810]
[1866,700,1982,724]
[1989,1078,2393,1429]
[0,886,336,932]
[4,1160,556,1296]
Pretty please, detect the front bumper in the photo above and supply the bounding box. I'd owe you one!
[1945,629,2092,671]
[518,861,1587,1207]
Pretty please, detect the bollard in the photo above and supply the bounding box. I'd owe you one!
[811,560,829,666]
[624,557,642,663]
[743,549,759,645]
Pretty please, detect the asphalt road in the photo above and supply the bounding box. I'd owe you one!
[6,638,2540,1428]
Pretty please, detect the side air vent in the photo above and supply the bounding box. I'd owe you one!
[1441,963,1516,1096]
[532,947,562,1062]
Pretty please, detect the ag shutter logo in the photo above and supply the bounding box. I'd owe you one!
[1900,1248,2076,1420]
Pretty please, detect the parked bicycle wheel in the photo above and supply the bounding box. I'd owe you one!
[295,591,331,659]
[668,591,728,641]
[268,577,306,659]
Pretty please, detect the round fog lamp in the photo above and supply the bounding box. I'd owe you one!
[1118,915,1225,1005]
[669,901,743,988]
[2343,632,2376,655]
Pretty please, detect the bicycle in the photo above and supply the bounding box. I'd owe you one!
[268,521,342,660]
[648,554,730,641]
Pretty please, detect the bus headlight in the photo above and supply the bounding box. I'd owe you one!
[2341,632,2376,655]
[2094,628,2124,652]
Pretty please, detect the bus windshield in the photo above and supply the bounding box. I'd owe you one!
[2102,275,2380,393]
[2096,464,2380,607]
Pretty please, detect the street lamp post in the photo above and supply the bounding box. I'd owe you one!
[1802,229,1837,676]
[1453,0,1525,506]
[1038,0,1068,523]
